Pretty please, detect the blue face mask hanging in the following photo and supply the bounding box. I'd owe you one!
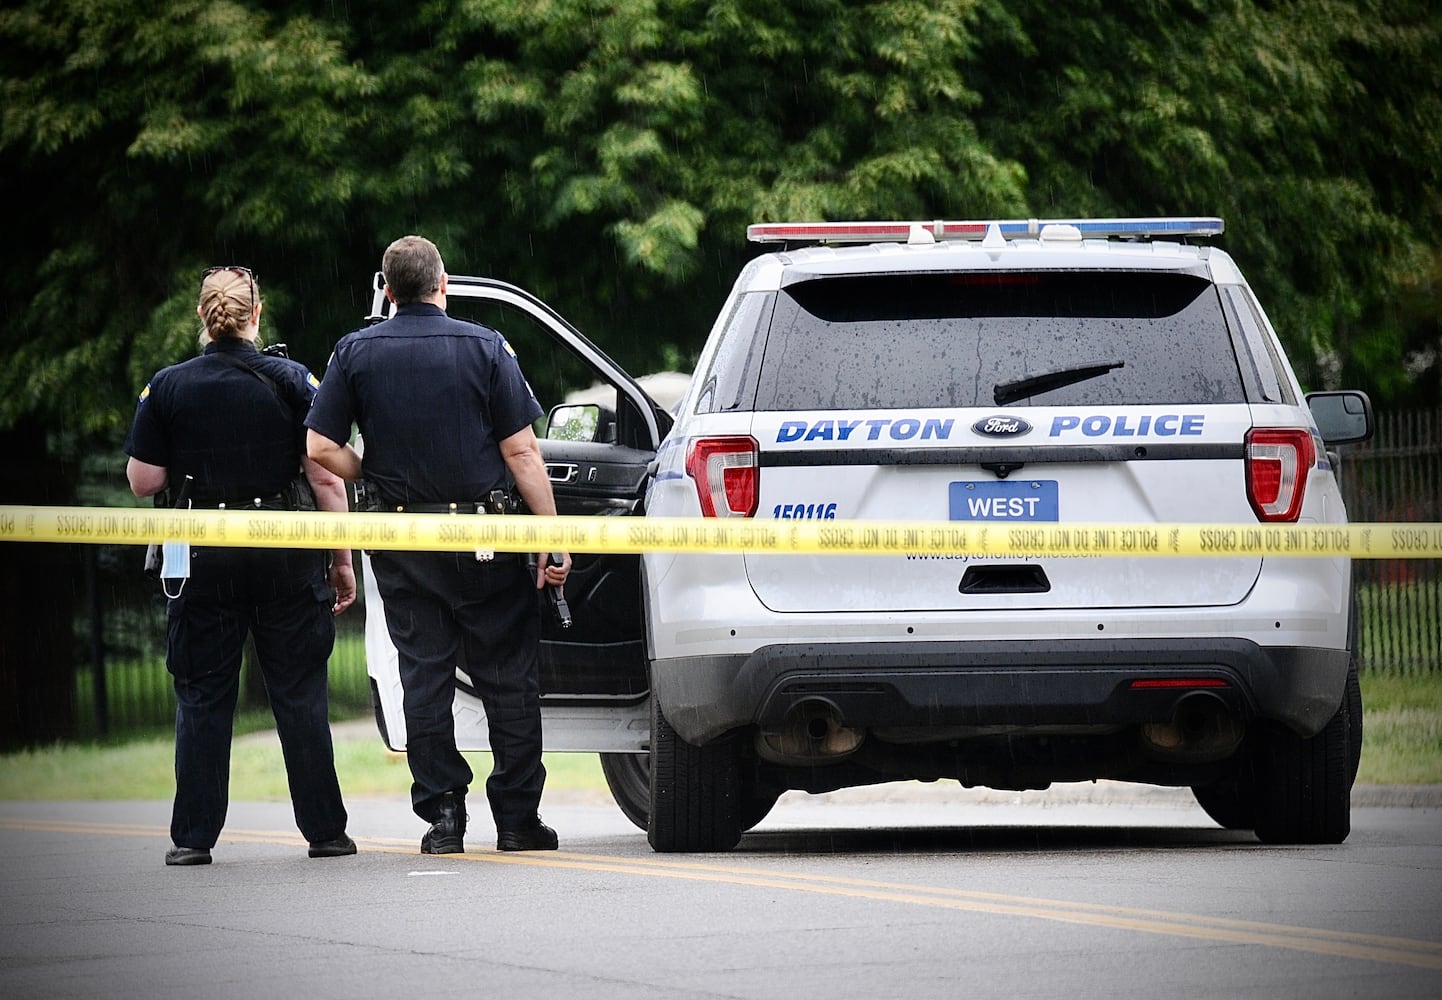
[161,495,193,599]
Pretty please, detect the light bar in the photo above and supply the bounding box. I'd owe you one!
[746,217,1225,244]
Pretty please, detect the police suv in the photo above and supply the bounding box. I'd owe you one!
[359,217,1374,853]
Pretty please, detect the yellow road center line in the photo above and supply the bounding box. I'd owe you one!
[4,817,1438,969]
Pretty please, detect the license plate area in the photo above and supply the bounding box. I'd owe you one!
[949,480,1059,521]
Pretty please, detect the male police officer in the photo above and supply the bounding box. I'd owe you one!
[306,235,570,854]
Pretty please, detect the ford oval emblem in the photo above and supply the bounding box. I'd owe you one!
[973,414,1033,437]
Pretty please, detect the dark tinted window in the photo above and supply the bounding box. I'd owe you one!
[754,272,1245,410]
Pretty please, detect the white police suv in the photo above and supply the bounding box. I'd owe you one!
[359,218,1374,853]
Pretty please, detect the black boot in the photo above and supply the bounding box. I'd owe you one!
[497,814,558,852]
[164,845,212,866]
[420,792,466,854]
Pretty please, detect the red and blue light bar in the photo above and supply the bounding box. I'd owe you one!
[746,217,1225,244]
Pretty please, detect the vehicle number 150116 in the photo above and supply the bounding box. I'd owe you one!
[772,503,838,520]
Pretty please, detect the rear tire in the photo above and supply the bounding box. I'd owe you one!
[1344,663,1364,786]
[648,698,745,853]
[605,745,782,835]
[1345,587,1364,784]
[1252,693,1353,845]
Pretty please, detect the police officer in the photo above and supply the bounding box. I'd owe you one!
[305,235,570,855]
[125,265,357,866]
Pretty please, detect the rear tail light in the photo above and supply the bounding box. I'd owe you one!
[686,436,758,518]
[1245,428,1315,522]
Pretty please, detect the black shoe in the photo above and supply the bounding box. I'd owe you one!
[308,833,357,858]
[496,816,558,852]
[420,792,467,855]
[164,845,212,866]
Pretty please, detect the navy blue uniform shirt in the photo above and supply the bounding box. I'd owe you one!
[124,339,318,501]
[305,303,544,504]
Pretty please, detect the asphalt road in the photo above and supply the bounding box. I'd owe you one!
[2,783,1439,1000]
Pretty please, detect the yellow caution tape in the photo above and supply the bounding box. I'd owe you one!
[1,505,1440,558]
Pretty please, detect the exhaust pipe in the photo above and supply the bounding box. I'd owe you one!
[757,700,864,765]
[1140,692,1244,762]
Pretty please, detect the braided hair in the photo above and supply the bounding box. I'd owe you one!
[198,268,259,342]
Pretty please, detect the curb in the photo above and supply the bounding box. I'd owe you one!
[1351,785,1442,808]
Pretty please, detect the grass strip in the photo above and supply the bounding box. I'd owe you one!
[3,674,1437,801]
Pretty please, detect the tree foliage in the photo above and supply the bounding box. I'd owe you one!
[968,0,1442,399]
[1,0,1438,745]
[2,0,1436,452]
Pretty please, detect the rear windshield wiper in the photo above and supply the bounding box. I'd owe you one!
[993,360,1126,406]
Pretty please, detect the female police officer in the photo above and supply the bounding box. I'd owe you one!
[124,265,357,866]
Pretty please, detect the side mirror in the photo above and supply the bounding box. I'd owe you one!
[546,403,615,443]
[1306,390,1374,446]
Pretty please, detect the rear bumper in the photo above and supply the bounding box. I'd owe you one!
[652,638,1349,745]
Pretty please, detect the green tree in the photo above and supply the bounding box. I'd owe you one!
[968,0,1442,401]
[0,0,382,745]
[0,0,1026,743]
[1,0,1436,744]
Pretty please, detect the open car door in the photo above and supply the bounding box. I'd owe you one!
[357,274,670,759]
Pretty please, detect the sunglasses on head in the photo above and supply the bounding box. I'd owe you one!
[201,265,257,306]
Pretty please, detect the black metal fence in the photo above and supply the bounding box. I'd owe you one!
[72,546,371,739]
[66,409,1441,738]
[1336,409,1442,675]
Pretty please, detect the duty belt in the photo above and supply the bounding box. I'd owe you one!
[374,496,511,562]
[388,501,486,514]
[382,490,514,515]
[193,492,289,510]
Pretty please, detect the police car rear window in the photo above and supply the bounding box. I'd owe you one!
[754,272,1245,410]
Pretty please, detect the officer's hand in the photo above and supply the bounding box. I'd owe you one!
[535,551,571,590]
[330,562,357,615]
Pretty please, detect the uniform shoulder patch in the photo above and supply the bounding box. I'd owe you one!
[138,384,151,403]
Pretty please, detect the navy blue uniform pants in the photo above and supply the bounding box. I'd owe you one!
[165,546,347,849]
[368,550,545,831]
